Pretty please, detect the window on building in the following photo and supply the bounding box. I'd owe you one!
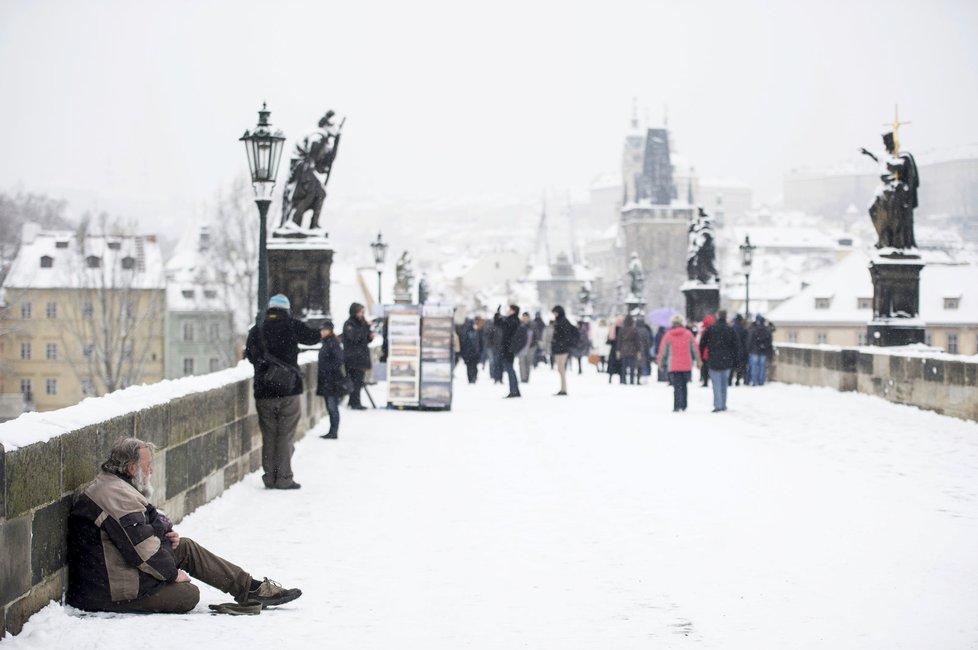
[82,302,94,319]
[46,343,57,360]
[40,255,53,268]
[107,241,121,250]
[208,322,221,340]
[81,380,96,396]
[857,332,868,346]
[204,289,217,299]
[55,240,68,249]
[46,302,57,319]
[947,333,959,354]
[124,302,135,319]
[83,344,94,359]
[944,297,960,310]
[183,358,194,375]
[209,358,221,372]
[816,332,828,344]
[925,333,933,346]
[21,302,31,319]
[86,255,101,268]
[857,298,872,310]
[121,256,136,270]
[814,298,832,310]
[20,379,31,399]
[182,289,195,299]
[183,322,194,341]
[20,342,31,359]
[787,331,799,343]
[45,378,57,395]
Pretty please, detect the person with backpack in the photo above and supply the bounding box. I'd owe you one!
[244,294,322,490]
[550,305,579,396]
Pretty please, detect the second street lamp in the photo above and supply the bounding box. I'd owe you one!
[240,102,286,324]
[370,231,389,305]
[739,235,756,321]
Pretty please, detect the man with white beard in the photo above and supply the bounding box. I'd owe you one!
[67,438,302,615]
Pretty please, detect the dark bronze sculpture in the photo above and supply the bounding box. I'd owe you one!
[860,115,919,249]
[280,110,344,232]
[686,207,719,285]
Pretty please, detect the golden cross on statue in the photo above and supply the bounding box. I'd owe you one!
[883,104,911,153]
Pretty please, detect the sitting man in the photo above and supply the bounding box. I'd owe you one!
[67,437,302,614]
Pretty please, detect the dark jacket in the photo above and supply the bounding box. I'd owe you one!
[316,335,346,397]
[617,323,641,358]
[748,323,773,356]
[551,307,580,355]
[342,303,373,370]
[460,323,483,363]
[67,472,178,611]
[494,311,520,361]
[245,308,322,400]
[732,318,750,365]
[699,319,742,370]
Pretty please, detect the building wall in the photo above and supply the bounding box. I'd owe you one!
[165,311,236,379]
[0,358,324,638]
[621,205,693,311]
[1,287,165,412]
[774,322,978,355]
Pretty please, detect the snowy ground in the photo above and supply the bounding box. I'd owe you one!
[8,367,978,649]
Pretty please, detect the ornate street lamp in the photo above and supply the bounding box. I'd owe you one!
[240,102,286,323]
[370,231,389,305]
[739,235,756,321]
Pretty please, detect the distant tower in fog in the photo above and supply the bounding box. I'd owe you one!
[622,99,645,205]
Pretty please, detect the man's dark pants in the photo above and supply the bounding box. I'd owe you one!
[503,356,519,395]
[324,395,340,435]
[669,371,691,410]
[347,367,366,407]
[256,394,301,488]
[465,361,479,383]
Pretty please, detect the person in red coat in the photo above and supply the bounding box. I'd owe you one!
[656,315,702,411]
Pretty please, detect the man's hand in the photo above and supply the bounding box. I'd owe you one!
[166,531,180,549]
[175,569,191,583]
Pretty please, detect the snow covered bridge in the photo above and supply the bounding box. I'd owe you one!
[6,370,978,649]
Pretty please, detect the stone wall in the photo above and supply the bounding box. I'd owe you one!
[771,344,978,422]
[0,360,323,638]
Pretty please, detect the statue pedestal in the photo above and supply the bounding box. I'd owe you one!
[393,291,412,305]
[267,234,333,325]
[867,250,925,346]
[681,282,720,323]
[625,293,646,316]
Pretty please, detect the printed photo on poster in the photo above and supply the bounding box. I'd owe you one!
[390,360,418,378]
[421,383,451,404]
[422,362,452,381]
[389,381,418,399]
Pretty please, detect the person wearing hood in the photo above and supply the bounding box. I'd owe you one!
[245,294,323,489]
[494,304,522,397]
[550,305,580,396]
[698,314,716,387]
[656,314,701,412]
[460,318,484,383]
[316,319,345,438]
[747,314,773,385]
[342,302,374,409]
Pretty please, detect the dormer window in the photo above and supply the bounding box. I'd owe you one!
[121,256,136,270]
[107,241,121,250]
[55,241,69,249]
[814,297,832,310]
[182,290,195,299]
[40,255,54,268]
[857,297,872,310]
[944,297,960,310]
[204,289,217,299]
[86,256,101,268]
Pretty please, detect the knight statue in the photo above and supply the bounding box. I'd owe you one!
[686,207,719,285]
[280,110,345,232]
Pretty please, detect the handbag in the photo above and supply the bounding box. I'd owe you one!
[259,325,301,393]
[337,371,355,397]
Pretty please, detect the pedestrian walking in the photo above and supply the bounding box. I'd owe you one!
[551,305,579,396]
[516,312,535,383]
[699,310,742,412]
[656,314,701,412]
[636,316,654,381]
[460,318,484,383]
[729,314,750,386]
[245,294,322,489]
[316,319,345,438]
[494,304,522,397]
[698,314,715,387]
[341,302,374,409]
[747,314,773,385]
[606,315,624,383]
[617,315,641,385]
[531,311,547,367]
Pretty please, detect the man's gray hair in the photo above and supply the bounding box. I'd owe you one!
[101,437,155,476]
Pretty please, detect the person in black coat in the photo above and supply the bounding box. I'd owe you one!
[699,310,743,412]
[342,302,374,409]
[550,305,579,396]
[316,320,345,439]
[494,304,521,397]
[245,294,322,489]
[460,318,484,384]
[729,314,750,386]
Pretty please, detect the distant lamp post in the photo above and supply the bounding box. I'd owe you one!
[240,102,286,323]
[370,231,389,305]
[739,235,756,321]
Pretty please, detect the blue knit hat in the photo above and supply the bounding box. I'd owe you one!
[268,294,290,311]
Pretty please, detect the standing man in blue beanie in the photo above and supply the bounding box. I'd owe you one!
[245,294,322,489]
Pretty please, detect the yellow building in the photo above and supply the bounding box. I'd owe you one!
[0,224,166,412]
[767,249,978,355]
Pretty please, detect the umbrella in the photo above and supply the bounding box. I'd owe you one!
[647,307,680,329]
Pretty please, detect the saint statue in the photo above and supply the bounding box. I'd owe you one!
[394,251,414,297]
[860,111,919,249]
[686,207,719,285]
[627,253,645,297]
[577,281,593,315]
[418,272,429,305]
[280,110,344,232]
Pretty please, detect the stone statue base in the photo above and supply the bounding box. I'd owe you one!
[867,251,925,347]
[681,283,720,323]
[393,291,412,305]
[267,237,333,325]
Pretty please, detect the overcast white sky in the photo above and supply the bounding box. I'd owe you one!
[2,0,977,233]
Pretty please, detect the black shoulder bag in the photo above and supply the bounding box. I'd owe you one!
[259,323,302,393]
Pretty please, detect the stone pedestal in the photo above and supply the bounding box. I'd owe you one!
[267,235,333,325]
[681,283,720,323]
[867,252,925,346]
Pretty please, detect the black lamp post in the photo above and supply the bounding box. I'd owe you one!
[739,235,756,321]
[370,231,389,305]
[240,103,285,324]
